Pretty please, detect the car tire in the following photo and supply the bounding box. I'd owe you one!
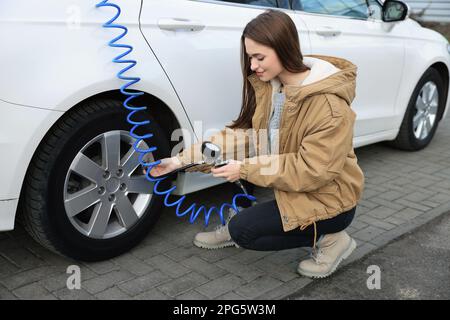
[386,68,446,151]
[20,98,172,261]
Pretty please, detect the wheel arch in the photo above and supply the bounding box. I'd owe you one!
[429,61,450,122]
[16,90,183,223]
[385,62,448,151]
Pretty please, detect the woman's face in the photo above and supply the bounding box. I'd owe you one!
[244,37,284,82]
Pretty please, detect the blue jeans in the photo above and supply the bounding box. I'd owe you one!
[228,181,356,251]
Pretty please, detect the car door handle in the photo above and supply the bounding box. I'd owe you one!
[158,18,205,32]
[315,27,342,37]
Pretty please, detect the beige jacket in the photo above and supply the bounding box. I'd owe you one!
[178,55,365,232]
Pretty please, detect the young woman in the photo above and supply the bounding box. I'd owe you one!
[149,9,365,279]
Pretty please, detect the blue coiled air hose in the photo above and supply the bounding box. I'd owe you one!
[95,0,257,226]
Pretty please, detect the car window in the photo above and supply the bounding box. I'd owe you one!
[214,0,288,9]
[291,0,379,19]
[366,0,382,20]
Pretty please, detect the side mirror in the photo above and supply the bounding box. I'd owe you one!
[382,0,409,22]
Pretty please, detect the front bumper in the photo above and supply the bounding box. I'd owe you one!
[0,99,62,231]
[0,199,18,231]
[0,99,62,199]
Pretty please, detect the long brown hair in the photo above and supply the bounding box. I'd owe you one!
[228,9,310,130]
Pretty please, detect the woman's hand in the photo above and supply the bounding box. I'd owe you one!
[143,156,182,177]
[210,159,242,182]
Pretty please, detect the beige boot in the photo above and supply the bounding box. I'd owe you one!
[193,207,242,249]
[297,231,356,279]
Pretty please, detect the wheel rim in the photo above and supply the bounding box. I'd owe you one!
[413,81,439,140]
[63,130,155,239]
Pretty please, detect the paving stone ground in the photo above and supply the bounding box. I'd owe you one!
[288,212,450,300]
[1,113,450,300]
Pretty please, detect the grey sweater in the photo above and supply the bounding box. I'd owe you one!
[268,90,285,154]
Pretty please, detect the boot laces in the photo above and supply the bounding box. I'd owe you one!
[311,248,325,263]
[214,224,228,234]
[311,234,326,263]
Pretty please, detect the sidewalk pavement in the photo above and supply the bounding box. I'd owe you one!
[1,113,450,300]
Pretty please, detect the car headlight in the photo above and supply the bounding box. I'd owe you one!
[448,43,450,55]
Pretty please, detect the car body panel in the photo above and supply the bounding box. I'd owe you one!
[140,0,312,153]
[0,0,449,231]
[294,11,406,138]
[0,199,18,231]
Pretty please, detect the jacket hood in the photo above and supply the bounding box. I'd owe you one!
[248,55,357,106]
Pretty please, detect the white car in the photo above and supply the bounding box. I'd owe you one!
[1,0,449,261]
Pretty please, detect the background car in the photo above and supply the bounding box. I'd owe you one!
[0,0,449,261]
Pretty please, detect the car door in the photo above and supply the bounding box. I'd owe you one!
[139,0,311,149]
[290,0,406,138]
